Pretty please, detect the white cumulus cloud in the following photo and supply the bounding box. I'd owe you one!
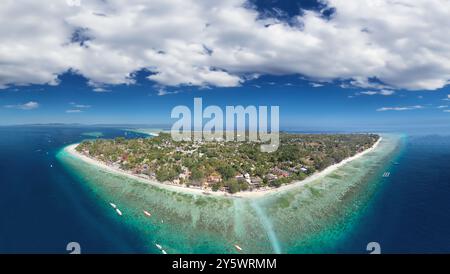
[376,105,424,111]
[0,0,450,90]
[66,109,83,113]
[70,102,91,108]
[4,101,39,110]
[360,89,395,96]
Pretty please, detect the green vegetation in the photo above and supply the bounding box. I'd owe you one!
[76,133,379,193]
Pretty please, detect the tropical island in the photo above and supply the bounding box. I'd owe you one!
[74,133,379,194]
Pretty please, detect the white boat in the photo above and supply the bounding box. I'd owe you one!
[143,210,151,217]
[162,250,167,254]
[234,245,242,251]
[109,203,117,209]
[115,208,122,216]
[155,244,162,250]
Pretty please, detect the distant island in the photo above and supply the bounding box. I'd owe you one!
[73,133,379,194]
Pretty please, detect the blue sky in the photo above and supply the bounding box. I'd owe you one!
[1,0,449,131]
[2,71,449,131]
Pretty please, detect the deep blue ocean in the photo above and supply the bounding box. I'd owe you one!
[0,126,148,253]
[0,126,449,253]
[337,134,450,253]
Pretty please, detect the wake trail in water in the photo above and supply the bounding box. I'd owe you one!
[233,199,245,236]
[250,200,282,254]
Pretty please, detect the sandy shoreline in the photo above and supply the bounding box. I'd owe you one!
[65,136,382,199]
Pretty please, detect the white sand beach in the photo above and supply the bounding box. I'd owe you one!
[65,136,382,199]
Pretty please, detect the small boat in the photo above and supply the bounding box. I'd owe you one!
[115,208,122,216]
[50,164,53,168]
[110,203,117,209]
[162,250,167,254]
[155,244,162,250]
[143,210,152,217]
[234,245,242,251]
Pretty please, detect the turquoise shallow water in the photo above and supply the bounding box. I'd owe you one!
[57,134,401,254]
